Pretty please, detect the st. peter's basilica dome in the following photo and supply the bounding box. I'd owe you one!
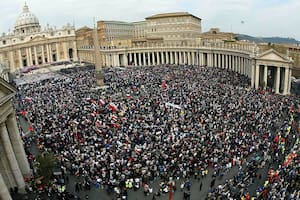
[14,3,41,35]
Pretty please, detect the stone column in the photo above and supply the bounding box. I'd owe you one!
[123,53,128,67]
[174,52,178,65]
[0,174,12,200]
[283,67,289,95]
[149,52,152,65]
[18,49,23,69]
[206,53,209,66]
[41,46,45,64]
[198,53,202,66]
[237,57,240,73]
[275,67,280,94]
[237,57,240,72]
[46,45,49,63]
[112,54,115,67]
[213,54,216,67]
[6,114,30,176]
[152,52,156,65]
[56,43,60,61]
[201,53,204,66]
[182,52,186,65]
[217,54,220,68]
[195,52,198,65]
[48,44,52,63]
[255,64,260,89]
[235,56,238,72]
[134,53,137,66]
[179,52,182,64]
[161,52,165,64]
[160,51,162,65]
[263,65,268,90]
[115,54,119,67]
[34,46,38,65]
[0,137,16,188]
[147,52,151,66]
[27,47,32,66]
[230,56,233,70]
[25,48,29,66]
[221,54,224,68]
[0,123,25,191]
[241,58,244,74]
[165,51,168,64]
[251,62,255,88]
[72,41,78,61]
[63,42,68,61]
[187,52,191,65]
[129,53,132,65]
[206,53,210,67]
[192,52,195,65]
[156,52,160,65]
[238,57,242,74]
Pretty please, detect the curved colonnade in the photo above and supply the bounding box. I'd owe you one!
[78,43,292,95]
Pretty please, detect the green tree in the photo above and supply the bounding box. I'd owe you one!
[36,152,56,186]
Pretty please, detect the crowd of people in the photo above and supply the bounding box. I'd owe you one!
[15,65,299,199]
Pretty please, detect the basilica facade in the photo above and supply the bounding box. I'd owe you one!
[0,3,78,74]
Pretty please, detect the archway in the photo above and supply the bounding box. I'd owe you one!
[68,48,73,61]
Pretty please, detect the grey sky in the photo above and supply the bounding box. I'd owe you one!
[1,0,299,40]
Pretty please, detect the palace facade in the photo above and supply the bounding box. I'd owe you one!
[0,3,78,74]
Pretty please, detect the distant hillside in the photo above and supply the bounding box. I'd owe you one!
[235,34,300,45]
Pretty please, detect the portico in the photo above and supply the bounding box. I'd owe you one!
[252,49,293,95]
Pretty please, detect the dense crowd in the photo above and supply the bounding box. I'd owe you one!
[15,65,299,199]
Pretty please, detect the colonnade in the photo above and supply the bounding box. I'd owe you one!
[0,111,31,199]
[103,50,252,78]
[77,46,293,95]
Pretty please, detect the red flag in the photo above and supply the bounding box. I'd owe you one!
[20,110,27,116]
[29,126,34,132]
[109,103,118,112]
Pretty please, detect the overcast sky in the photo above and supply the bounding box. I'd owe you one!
[1,0,299,40]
